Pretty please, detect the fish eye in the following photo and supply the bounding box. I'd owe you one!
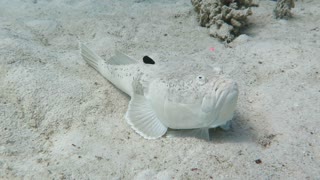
[196,75,207,85]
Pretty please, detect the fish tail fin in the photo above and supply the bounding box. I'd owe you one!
[80,42,104,71]
[79,42,138,96]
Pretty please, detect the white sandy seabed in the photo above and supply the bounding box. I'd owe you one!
[0,0,319,179]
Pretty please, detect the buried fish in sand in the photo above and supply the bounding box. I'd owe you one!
[80,43,239,140]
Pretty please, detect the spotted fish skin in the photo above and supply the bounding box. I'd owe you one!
[80,43,239,139]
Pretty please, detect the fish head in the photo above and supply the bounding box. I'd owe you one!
[147,62,239,129]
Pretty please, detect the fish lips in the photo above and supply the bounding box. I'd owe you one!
[201,80,239,127]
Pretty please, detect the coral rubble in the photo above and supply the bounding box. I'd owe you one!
[274,0,295,19]
[191,0,256,42]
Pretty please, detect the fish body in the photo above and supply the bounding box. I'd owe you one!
[80,43,238,139]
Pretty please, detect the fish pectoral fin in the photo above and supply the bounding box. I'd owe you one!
[166,128,210,141]
[219,120,232,130]
[125,95,167,139]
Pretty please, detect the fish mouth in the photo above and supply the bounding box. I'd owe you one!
[213,80,238,126]
[201,79,239,127]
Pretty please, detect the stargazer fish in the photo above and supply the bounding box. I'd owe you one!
[80,43,239,140]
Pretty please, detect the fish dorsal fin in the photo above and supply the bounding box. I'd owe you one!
[143,56,155,64]
[108,51,137,65]
[125,95,167,139]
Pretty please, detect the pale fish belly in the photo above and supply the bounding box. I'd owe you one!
[162,101,207,129]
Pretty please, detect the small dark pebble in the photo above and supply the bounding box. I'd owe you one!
[210,176,213,179]
[94,82,98,85]
[78,156,82,158]
[310,132,314,135]
[4,128,7,130]
[191,168,199,171]
[258,61,263,64]
[255,159,262,164]
[72,144,76,147]
[164,34,167,36]
[316,72,318,74]
[95,156,103,160]
[154,156,158,159]
[281,70,285,72]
